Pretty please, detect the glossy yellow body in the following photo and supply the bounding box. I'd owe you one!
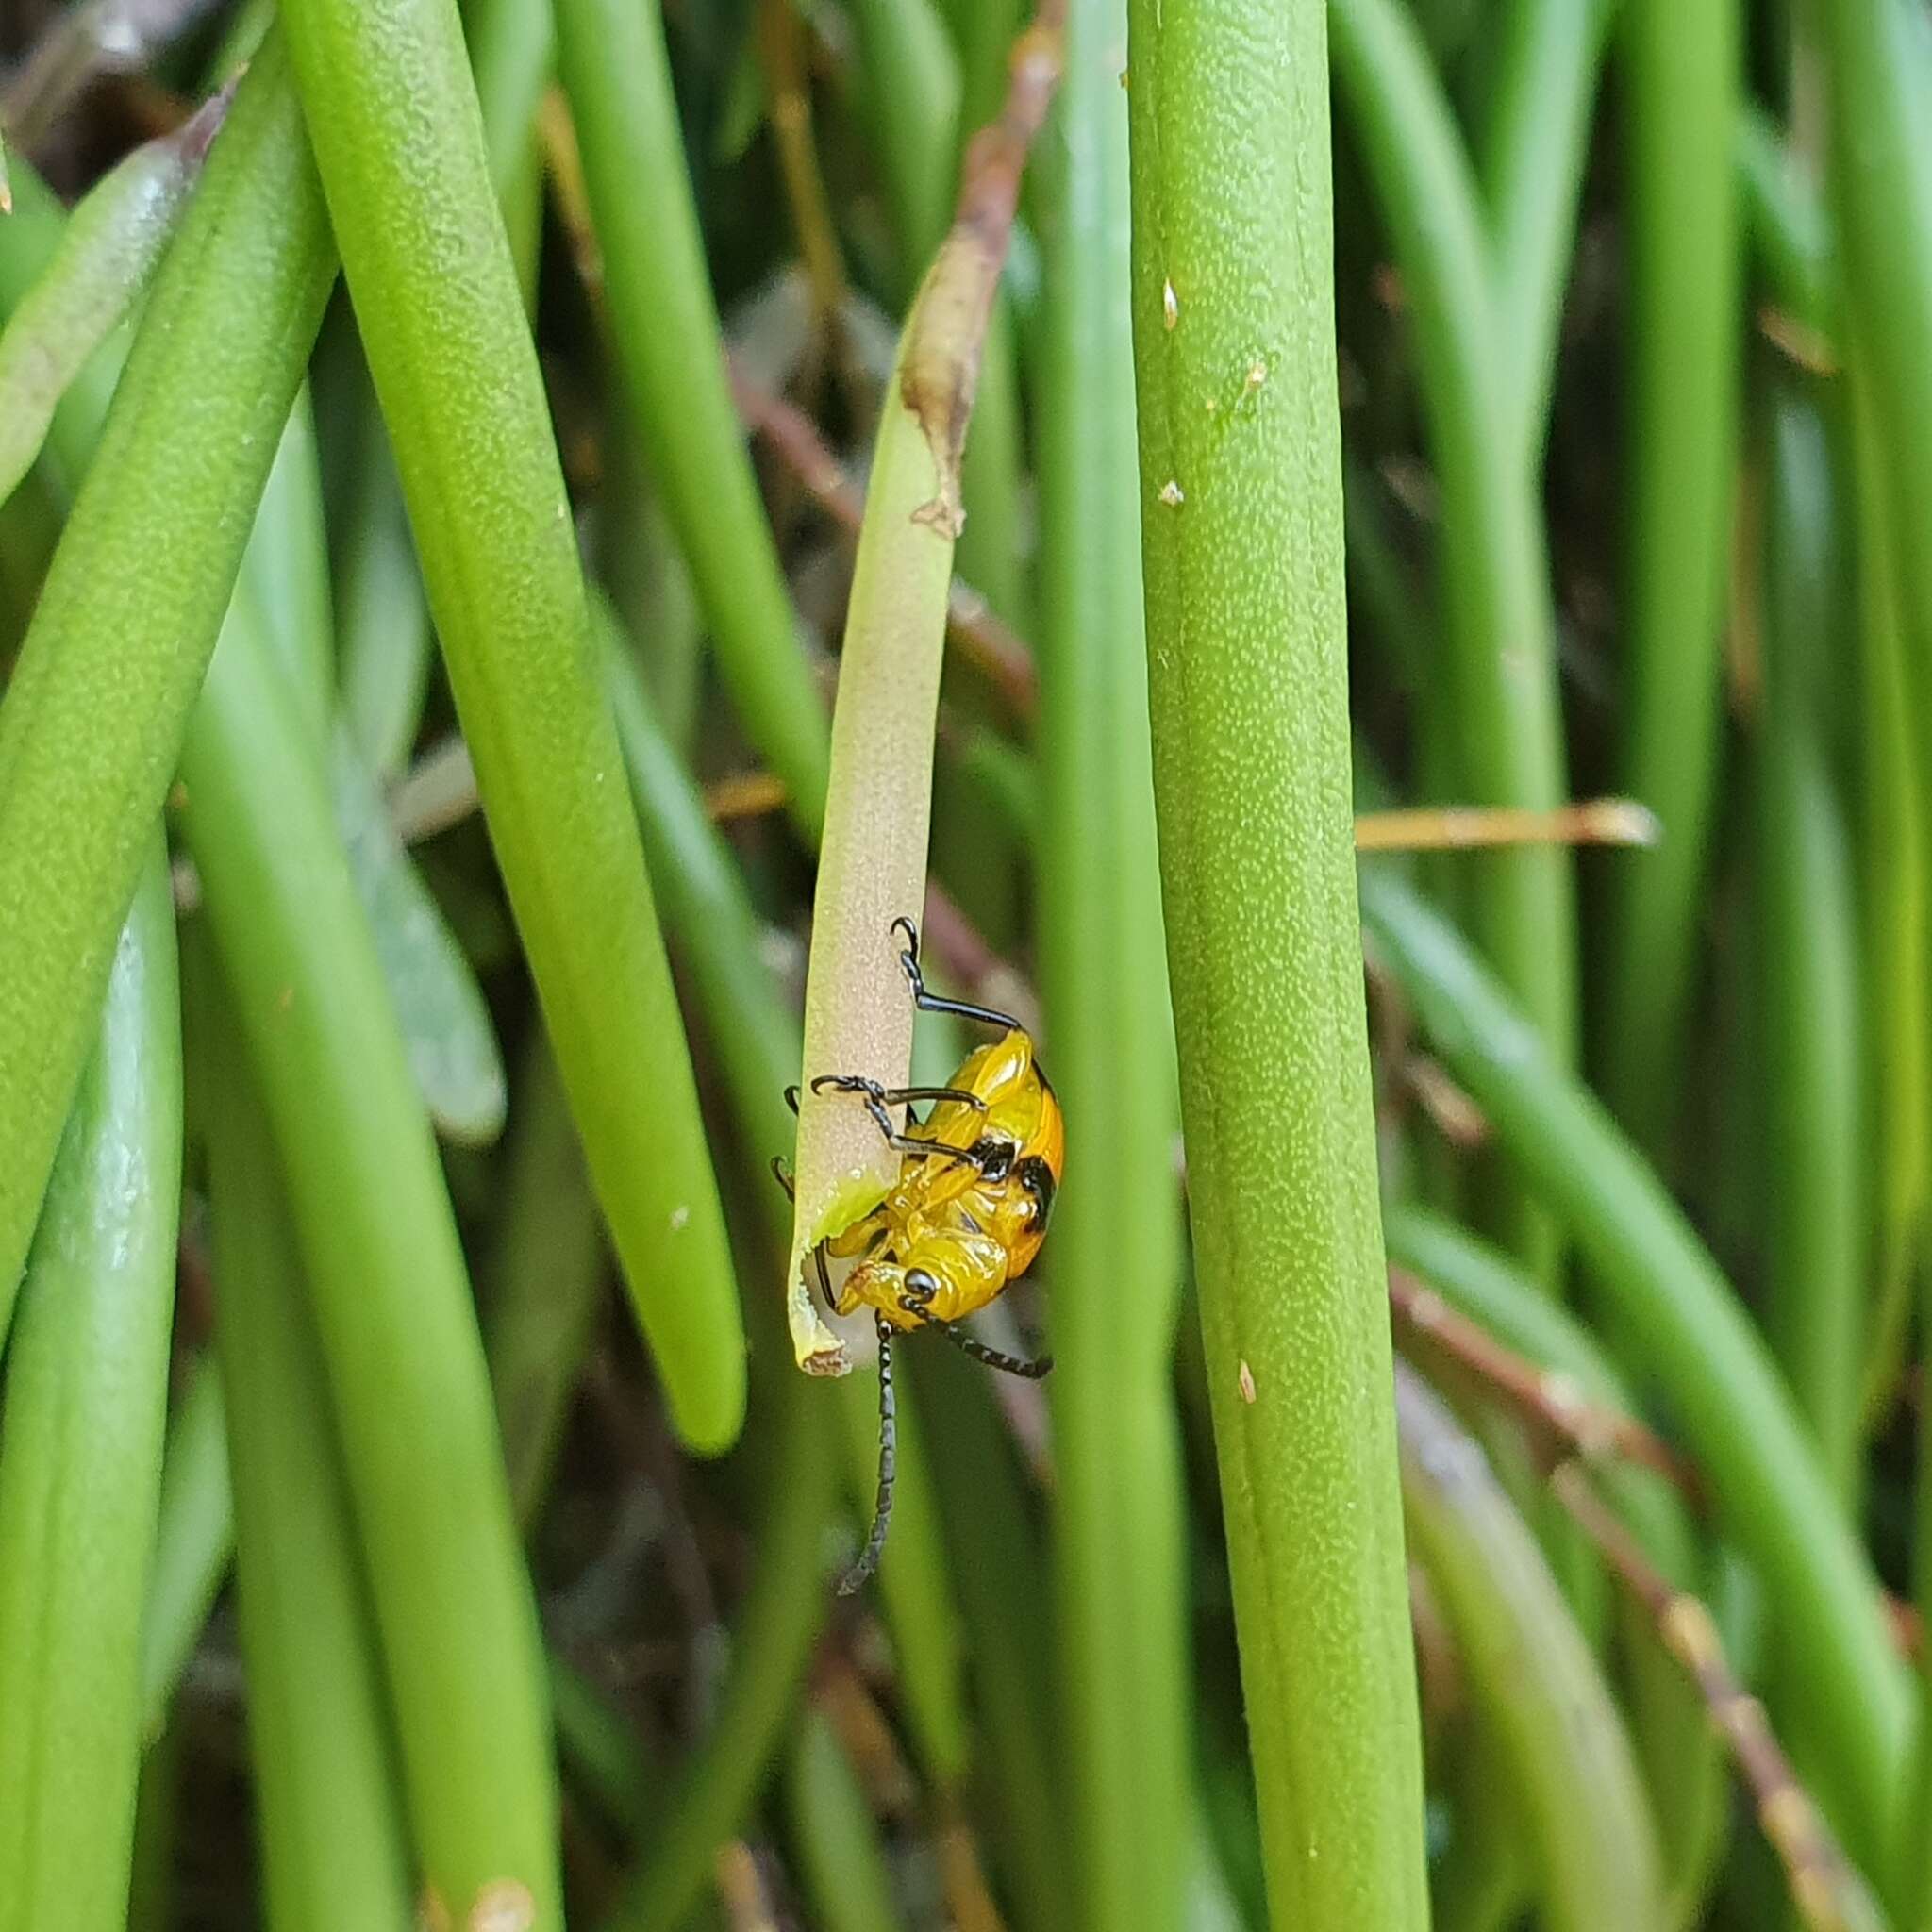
[824,1029,1064,1332]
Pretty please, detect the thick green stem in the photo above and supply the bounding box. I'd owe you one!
[1036,1,1188,1925]
[1591,0,1740,1158]
[0,847,180,1932]
[784,343,957,1369]
[1124,0,1429,1919]
[278,0,746,1450]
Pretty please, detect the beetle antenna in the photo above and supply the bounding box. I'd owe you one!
[931,1319,1053,1379]
[839,1316,897,1594]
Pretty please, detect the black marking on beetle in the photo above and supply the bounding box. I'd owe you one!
[1016,1155,1056,1229]
[968,1134,1017,1181]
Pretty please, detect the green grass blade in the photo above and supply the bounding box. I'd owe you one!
[139,1357,236,1733]
[0,40,334,1326]
[1818,0,1932,655]
[1846,355,1928,1429]
[908,1347,1066,1932]
[1328,0,1575,1276]
[239,390,334,717]
[175,597,563,1926]
[848,0,963,280]
[229,375,510,1146]
[1753,391,1865,1499]
[1398,1367,1665,1931]
[783,1709,905,1932]
[1358,866,1908,1872]
[1736,106,1837,348]
[0,90,228,507]
[1475,0,1613,463]
[483,1034,606,1529]
[199,974,418,1932]
[1124,0,1429,1917]
[276,0,747,1450]
[0,845,180,1932]
[1385,1206,1730,1921]
[552,0,831,840]
[1035,0,1188,1924]
[1591,0,1740,1157]
[333,379,434,778]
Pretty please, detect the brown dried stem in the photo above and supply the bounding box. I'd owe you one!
[1388,1266,1701,1500]
[1391,1263,1887,1925]
[1549,1464,1886,1932]
[894,8,1065,538]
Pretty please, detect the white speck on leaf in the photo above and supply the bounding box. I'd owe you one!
[1158,479,1184,508]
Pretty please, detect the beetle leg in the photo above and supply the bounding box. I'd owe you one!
[808,1074,983,1167]
[891,915,1024,1035]
[881,1084,986,1112]
[930,1319,1053,1380]
[771,1155,795,1200]
[838,1314,897,1595]
[784,1083,801,1115]
[814,1243,836,1310]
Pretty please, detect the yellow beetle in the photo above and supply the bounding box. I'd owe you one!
[779,918,1060,1591]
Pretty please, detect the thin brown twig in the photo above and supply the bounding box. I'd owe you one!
[809,1657,921,1818]
[537,83,602,293]
[936,1807,1013,1932]
[1388,1266,1702,1501]
[1549,1463,1886,1932]
[712,1842,781,1932]
[1351,798,1659,852]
